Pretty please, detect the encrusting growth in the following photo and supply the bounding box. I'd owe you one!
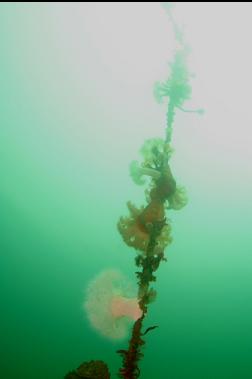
[65,360,110,379]
[115,3,203,377]
[116,137,186,378]
[66,3,203,379]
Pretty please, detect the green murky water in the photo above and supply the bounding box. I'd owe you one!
[1,3,252,379]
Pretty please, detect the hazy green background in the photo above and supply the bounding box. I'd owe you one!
[1,3,252,378]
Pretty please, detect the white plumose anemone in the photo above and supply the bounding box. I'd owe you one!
[84,269,142,340]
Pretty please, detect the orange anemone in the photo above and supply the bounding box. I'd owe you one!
[118,200,166,253]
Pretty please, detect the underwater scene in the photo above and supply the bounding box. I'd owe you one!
[1,2,252,379]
